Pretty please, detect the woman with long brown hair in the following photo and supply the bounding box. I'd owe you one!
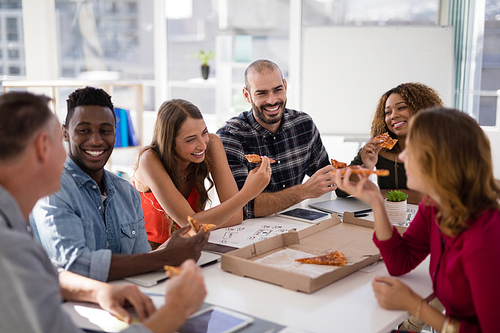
[134,99,271,249]
[335,107,500,332]
[336,83,443,197]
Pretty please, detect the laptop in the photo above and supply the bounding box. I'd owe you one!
[308,197,372,216]
[124,251,220,287]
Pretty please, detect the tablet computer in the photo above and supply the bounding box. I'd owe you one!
[177,306,254,333]
[276,208,330,224]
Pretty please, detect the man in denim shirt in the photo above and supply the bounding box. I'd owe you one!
[1,91,206,333]
[31,87,207,282]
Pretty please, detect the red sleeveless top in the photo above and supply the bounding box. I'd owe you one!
[140,186,200,243]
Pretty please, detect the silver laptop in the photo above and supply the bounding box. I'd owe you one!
[308,197,372,216]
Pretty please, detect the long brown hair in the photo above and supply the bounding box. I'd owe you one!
[371,82,444,153]
[407,107,500,236]
[137,99,213,212]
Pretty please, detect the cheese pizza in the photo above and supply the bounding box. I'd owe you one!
[187,216,217,233]
[330,160,390,177]
[244,154,276,164]
[373,132,398,150]
[295,251,348,266]
[164,265,181,277]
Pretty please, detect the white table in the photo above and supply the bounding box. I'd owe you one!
[141,255,432,333]
[64,193,433,333]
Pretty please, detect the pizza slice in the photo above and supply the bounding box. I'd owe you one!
[245,154,276,164]
[295,251,348,266]
[331,159,348,169]
[187,216,217,233]
[187,216,200,232]
[202,223,217,233]
[330,162,390,177]
[373,132,398,150]
[164,265,181,277]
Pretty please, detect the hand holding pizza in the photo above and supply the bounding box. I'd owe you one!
[155,225,207,265]
[301,164,337,198]
[241,156,272,197]
[360,137,384,170]
[360,132,398,170]
[333,166,384,207]
[161,260,206,327]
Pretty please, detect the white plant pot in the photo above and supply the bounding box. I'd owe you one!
[385,199,407,225]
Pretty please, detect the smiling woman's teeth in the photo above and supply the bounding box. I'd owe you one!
[192,151,204,156]
[393,121,405,129]
[86,150,104,157]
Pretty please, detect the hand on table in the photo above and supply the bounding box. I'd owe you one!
[372,276,422,313]
[95,284,156,323]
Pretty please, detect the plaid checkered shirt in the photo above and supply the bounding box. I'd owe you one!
[216,108,330,219]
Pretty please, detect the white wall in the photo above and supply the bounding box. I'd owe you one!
[302,26,455,136]
[485,131,500,179]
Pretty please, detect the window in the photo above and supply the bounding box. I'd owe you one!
[54,0,155,109]
[8,66,20,74]
[477,0,500,127]
[6,17,18,41]
[302,0,439,26]
[8,49,19,59]
[166,0,290,120]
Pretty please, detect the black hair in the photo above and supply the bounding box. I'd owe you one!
[65,86,115,126]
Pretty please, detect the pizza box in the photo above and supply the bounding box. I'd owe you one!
[220,215,381,293]
[343,211,408,233]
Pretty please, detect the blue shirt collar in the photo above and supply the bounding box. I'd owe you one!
[64,157,116,197]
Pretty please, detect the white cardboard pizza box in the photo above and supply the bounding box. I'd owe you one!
[220,215,381,293]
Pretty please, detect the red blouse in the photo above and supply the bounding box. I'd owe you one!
[373,202,500,332]
[140,186,200,244]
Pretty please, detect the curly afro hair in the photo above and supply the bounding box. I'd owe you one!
[65,86,115,126]
[370,82,443,153]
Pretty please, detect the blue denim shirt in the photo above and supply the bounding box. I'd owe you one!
[30,158,151,282]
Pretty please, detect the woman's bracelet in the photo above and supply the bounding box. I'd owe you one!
[441,316,460,333]
[415,298,426,320]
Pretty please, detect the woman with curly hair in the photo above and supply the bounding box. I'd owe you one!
[335,107,500,332]
[134,99,271,249]
[336,83,443,197]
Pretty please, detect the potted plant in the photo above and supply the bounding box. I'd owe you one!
[194,50,215,80]
[385,190,408,225]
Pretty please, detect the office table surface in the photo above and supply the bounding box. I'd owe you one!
[140,257,432,333]
[64,193,433,333]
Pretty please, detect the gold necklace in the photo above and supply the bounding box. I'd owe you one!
[394,152,399,189]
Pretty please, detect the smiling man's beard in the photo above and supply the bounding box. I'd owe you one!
[251,98,286,125]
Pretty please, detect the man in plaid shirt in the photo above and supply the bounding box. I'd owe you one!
[217,60,337,219]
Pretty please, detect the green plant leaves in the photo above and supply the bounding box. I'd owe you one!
[385,190,408,202]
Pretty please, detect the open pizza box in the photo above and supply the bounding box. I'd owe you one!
[343,190,422,234]
[220,215,381,294]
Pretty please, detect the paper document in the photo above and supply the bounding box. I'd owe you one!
[208,217,310,249]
